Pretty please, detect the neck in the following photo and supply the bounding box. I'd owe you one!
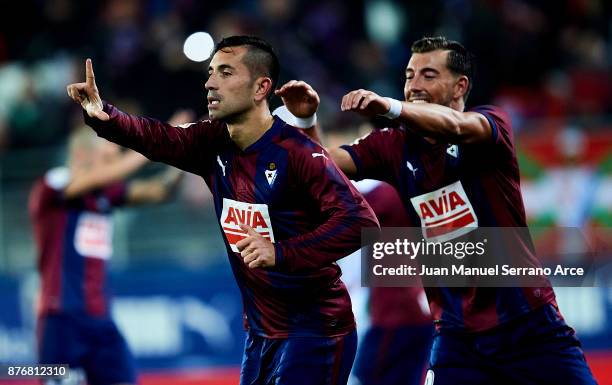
[449,98,465,112]
[226,106,274,150]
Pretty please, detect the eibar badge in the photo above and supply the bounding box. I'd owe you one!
[265,163,278,186]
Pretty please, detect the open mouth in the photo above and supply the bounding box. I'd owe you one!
[409,98,429,104]
[207,97,221,108]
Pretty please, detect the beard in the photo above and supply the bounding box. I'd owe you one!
[208,102,251,124]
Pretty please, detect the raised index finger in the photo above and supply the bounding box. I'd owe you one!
[85,58,96,86]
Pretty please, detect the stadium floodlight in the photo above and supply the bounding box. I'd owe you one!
[183,32,215,62]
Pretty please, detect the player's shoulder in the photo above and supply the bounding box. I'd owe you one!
[182,118,226,132]
[29,167,69,214]
[469,105,511,125]
[349,125,407,148]
[276,119,322,153]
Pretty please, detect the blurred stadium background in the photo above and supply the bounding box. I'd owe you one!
[0,0,610,384]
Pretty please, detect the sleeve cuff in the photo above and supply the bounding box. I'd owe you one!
[475,110,498,144]
[339,144,365,181]
[274,242,286,269]
[83,102,118,139]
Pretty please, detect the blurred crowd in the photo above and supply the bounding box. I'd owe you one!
[0,0,611,152]
[0,0,610,270]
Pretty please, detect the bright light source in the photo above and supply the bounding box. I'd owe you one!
[183,32,215,62]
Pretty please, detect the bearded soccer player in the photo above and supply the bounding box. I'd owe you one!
[66,35,379,385]
[277,37,597,384]
[30,115,187,385]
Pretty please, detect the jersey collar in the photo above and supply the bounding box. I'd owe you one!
[241,115,283,154]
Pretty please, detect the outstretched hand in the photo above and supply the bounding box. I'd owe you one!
[66,59,109,121]
[275,80,320,118]
[235,224,276,269]
[341,89,391,117]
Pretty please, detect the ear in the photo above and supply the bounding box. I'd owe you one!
[454,75,469,100]
[253,77,273,102]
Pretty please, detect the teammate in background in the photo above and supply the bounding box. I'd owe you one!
[66,35,379,385]
[276,37,597,384]
[29,110,191,385]
[352,182,432,385]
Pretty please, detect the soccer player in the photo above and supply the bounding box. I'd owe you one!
[66,35,379,385]
[29,114,187,385]
[276,37,598,384]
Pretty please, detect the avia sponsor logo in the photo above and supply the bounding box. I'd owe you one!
[74,212,113,259]
[410,181,477,242]
[220,198,275,252]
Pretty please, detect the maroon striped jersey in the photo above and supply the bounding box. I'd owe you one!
[85,103,379,338]
[29,167,126,317]
[342,105,556,332]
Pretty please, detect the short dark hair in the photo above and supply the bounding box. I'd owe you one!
[214,36,280,100]
[411,36,475,102]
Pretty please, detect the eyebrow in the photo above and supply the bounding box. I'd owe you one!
[208,64,236,72]
[406,67,440,75]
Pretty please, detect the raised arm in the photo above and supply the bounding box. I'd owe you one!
[63,150,147,199]
[62,109,195,200]
[67,59,222,172]
[274,80,358,177]
[341,89,492,144]
[127,166,183,205]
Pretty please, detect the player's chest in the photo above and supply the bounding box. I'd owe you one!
[213,150,292,205]
[400,144,480,241]
[401,143,463,190]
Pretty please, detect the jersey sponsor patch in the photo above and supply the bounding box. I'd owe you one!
[410,181,478,242]
[74,212,113,259]
[220,198,275,252]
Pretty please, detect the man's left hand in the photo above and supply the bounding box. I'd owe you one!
[236,224,276,268]
[275,80,320,118]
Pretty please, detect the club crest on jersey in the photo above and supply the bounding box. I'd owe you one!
[447,144,458,158]
[220,198,275,252]
[410,181,478,242]
[265,169,278,186]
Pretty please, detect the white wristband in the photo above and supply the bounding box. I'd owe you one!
[381,97,402,119]
[272,105,317,129]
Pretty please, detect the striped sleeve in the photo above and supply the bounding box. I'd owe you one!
[340,127,406,183]
[275,143,379,272]
[85,102,226,174]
